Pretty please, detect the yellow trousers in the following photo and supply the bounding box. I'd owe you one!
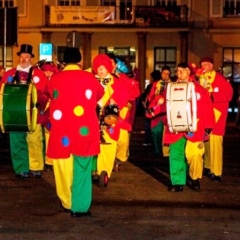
[53,156,73,210]
[27,124,44,171]
[44,128,53,165]
[204,134,223,176]
[97,130,117,178]
[185,141,205,180]
[116,128,129,163]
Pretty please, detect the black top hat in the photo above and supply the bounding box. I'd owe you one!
[17,44,35,58]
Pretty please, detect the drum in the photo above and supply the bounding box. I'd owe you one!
[166,82,197,133]
[0,83,38,133]
[104,104,119,125]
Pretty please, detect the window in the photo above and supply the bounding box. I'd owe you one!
[101,0,116,6]
[154,0,177,7]
[58,0,80,6]
[222,47,240,82]
[222,47,240,112]
[99,46,136,71]
[224,0,240,16]
[0,0,14,7]
[119,0,132,20]
[101,0,133,21]
[57,46,68,62]
[0,46,13,69]
[154,47,176,76]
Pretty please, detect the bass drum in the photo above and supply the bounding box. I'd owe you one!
[166,82,197,133]
[0,83,38,133]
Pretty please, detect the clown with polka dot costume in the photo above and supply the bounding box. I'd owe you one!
[47,48,104,217]
[0,44,49,179]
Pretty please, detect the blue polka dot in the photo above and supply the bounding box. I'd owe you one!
[7,76,13,83]
[62,136,70,147]
[46,122,51,130]
[109,127,114,134]
[187,132,194,138]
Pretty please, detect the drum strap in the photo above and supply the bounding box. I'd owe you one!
[13,67,33,84]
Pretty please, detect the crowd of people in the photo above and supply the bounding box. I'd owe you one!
[141,59,233,192]
[0,44,140,217]
[0,43,233,217]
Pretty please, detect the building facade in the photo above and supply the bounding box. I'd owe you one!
[0,0,240,110]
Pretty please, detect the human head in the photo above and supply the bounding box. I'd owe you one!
[199,57,214,72]
[161,66,171,81]
[176,62,191,82]
[41,62,59,79]
[92,54,113,78]
[150,70,161,81]
[63,47,81,64]
[17,44,34,69]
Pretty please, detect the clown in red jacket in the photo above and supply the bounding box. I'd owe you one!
[0,44,48,179]
[92,54,129,179]
[47,48,104,217]
[163,62,215,192]
[199,56,233,182]
[146,67,171,157]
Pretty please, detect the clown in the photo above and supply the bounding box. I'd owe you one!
[92,54,129,179]
[164,62,215,192]
[199,57,233,182]
[47,47,104,217]
[0,44,48,179]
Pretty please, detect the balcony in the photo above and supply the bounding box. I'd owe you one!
[44,5,189,29]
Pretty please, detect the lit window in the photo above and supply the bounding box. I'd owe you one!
[0,46,13,69]
[222,47,240,82]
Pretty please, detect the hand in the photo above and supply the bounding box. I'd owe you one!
[110,99,116,105]
[157,96,164,105]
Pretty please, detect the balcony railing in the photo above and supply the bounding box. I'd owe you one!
[45,5,189,28]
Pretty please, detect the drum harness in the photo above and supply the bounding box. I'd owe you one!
[12,68,33,84]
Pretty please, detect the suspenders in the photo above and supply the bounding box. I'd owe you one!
[13,67,33,84]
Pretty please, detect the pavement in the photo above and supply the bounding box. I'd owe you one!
[0,115,240,240]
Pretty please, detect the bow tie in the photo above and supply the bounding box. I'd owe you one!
[18,71,29,81]
[98,78,111,86]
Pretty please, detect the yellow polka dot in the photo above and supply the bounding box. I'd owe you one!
[74,106,84,116]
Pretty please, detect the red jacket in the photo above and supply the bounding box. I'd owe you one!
[98,74,130,140]
[47,65,104,158]
[147,80,168,128]
[202,72,232,135]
